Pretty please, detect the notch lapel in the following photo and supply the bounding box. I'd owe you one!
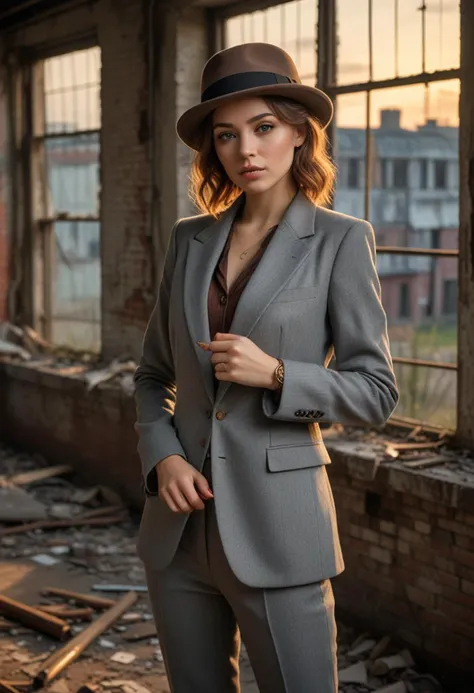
[215,192,318,406]
[183,197,243,404]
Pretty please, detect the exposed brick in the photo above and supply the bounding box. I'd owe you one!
[438,517,474,538]
[401,493,421,509]
[379,535,396,551]
[405,585,436,610]
[369,545,392,565]
[398,526,428,545]
[348,523,362,539]
[417,576,442,595]
[396,539,410,555]
[414,520,431,534]
[461,579,474,596]
[401,506,430,523]
[361,528,379,544]
[453,546,474,569]
[379,519,397,535]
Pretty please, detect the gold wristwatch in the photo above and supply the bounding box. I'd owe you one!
[274,358,285,390]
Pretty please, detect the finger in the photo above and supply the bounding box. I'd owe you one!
[180,477,205,510]
[160,489,180,513]
[196,341,211,351]
[194,473,214,499]
[208,340,235,353]
[214,362,229,373]
[168,485,193,513]
[210,352,229,365]
[214,333,240,341]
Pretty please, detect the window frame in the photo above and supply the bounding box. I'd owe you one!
[217,0,463,435]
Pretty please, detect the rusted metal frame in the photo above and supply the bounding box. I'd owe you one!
[34,591,137,688]
[376,246,458,257]
[364,0,374,221]
[29,58,53,341]
[317,0,336,209]
[37,216,100,223]
[392,356,457,371]
[326,67,460,96]
[456,0,474,449]
[51,314,100,324]
[34,128,100,141]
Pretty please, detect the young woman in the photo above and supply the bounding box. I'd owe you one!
[134,42,398,693]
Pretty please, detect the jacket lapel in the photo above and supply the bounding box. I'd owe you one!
[183,196,243,403]
[215,192,318,406]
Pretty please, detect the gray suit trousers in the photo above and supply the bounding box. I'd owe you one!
[145,456,338,693]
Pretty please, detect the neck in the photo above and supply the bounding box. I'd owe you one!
[239,175,298,229]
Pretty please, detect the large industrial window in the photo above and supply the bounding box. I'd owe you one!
[220,0,460,431]
[32,46,101,351]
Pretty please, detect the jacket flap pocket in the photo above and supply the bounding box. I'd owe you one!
[266,443,331,473]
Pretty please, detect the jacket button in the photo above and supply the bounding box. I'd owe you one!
[216,410,226,421]
[295,410,302,417]
[315,411,324,418]
[308,410,315,417]
[206,409,212,419]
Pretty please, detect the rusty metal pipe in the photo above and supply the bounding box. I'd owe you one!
[42,588,115,610]
[33,591,137,688]
[0,594,70,640]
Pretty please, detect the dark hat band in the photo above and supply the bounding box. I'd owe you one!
[201,71,295,103]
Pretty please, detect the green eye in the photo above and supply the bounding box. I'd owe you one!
[257,123,273,133]
[217,132,234,140]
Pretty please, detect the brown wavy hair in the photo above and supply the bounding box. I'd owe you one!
[189,96,336,217]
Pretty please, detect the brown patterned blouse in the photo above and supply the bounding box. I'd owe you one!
[208,224,278,339]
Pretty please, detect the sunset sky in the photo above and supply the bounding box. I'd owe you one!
[226,0,460,129]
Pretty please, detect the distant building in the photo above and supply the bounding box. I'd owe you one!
[334,109,458,326]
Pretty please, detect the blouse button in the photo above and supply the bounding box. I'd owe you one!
[220,294,228,305]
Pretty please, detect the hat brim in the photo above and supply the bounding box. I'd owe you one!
[176,83,334,150]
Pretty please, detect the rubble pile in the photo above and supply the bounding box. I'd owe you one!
[0,322,135,395]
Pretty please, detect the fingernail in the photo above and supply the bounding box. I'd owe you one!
[196,340,209,350]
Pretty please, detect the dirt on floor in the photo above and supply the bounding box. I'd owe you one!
[0,442,467,693]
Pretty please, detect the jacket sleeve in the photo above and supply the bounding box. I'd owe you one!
[262,220,399,426]
[134,220,187,493]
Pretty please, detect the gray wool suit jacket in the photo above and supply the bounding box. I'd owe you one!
[133,191,399,588]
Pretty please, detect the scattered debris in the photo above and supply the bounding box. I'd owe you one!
[369,649,415,677]
[109,652,137,665]
[0,464,73,488]
[33,591,137,687]
[121,622,156,642]
[338,660,368,685]
[92,584,148,593]
[101,682,150,693]
[31,554,61,567]
[0,595,70,640]
[42,588,115,611]
[347,638,376,658]
[0,513,127,538]
[0,487,48,522]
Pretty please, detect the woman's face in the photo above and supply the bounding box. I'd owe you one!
[212,97,304,195]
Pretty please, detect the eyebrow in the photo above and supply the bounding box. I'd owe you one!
[212,112,275,129]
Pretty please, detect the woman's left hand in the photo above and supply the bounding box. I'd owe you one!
[198,333,279,389]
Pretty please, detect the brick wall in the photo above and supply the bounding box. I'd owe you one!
[328,453,474,672]
[0,361,473,673]
[4,0,209,359]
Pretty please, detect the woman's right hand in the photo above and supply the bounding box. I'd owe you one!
[156,455,214,513]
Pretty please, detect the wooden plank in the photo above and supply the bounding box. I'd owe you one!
[0,464,73,487]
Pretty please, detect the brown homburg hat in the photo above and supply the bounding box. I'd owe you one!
[176,42,334,150]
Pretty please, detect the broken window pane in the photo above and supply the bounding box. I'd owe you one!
[52,221,101,352]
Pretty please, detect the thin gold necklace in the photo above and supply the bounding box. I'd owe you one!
[232,225,276,261]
